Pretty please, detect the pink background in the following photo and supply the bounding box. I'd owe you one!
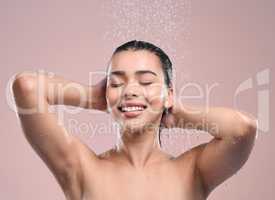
[1,0,274,199]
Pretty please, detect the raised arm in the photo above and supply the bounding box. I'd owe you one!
[12,70,107,199]
[162,102,257,197]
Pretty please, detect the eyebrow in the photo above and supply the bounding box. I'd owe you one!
[110,70,157,77]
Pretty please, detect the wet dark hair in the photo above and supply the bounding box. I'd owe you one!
[112,40,173,147]
[112,40,173,88]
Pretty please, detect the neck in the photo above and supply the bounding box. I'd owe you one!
[115,124,165,169]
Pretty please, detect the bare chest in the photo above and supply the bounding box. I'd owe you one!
[81,160,205,200]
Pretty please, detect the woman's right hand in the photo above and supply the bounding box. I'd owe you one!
[88,76,108,112]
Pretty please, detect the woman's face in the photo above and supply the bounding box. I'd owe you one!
[106,50,173,133]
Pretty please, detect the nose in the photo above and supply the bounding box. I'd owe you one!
[122,82,141,99]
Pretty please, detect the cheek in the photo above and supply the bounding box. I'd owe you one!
[146,85,166,112]
[106,88,121,109]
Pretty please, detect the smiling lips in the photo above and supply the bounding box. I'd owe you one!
[118,102,147,118]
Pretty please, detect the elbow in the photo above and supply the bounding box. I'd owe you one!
[12,71,38,96]
[236,114,258,140]
[244,119,257,137]
[12,71,49,113]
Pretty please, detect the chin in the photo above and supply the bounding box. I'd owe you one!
[120,118,160,134]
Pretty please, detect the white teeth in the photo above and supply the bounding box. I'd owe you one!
[121,106,145,112]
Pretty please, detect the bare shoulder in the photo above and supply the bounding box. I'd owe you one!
[173,143,209,175]
[174,144,205,165]
[173,144,209,197]
[68,138,101,180]
[73,138,102,165]
[172,143,207,172]
[97,148,116,160]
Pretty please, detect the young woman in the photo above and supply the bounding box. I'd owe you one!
[12,40,257,200]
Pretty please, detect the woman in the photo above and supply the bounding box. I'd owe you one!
[12,40,257,200]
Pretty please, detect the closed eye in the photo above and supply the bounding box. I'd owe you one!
[110,83,124,87]
[140,82,153,86]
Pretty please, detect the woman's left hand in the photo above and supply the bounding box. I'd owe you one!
[160,102,181,129]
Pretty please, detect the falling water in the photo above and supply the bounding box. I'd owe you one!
[101,0,191,63]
